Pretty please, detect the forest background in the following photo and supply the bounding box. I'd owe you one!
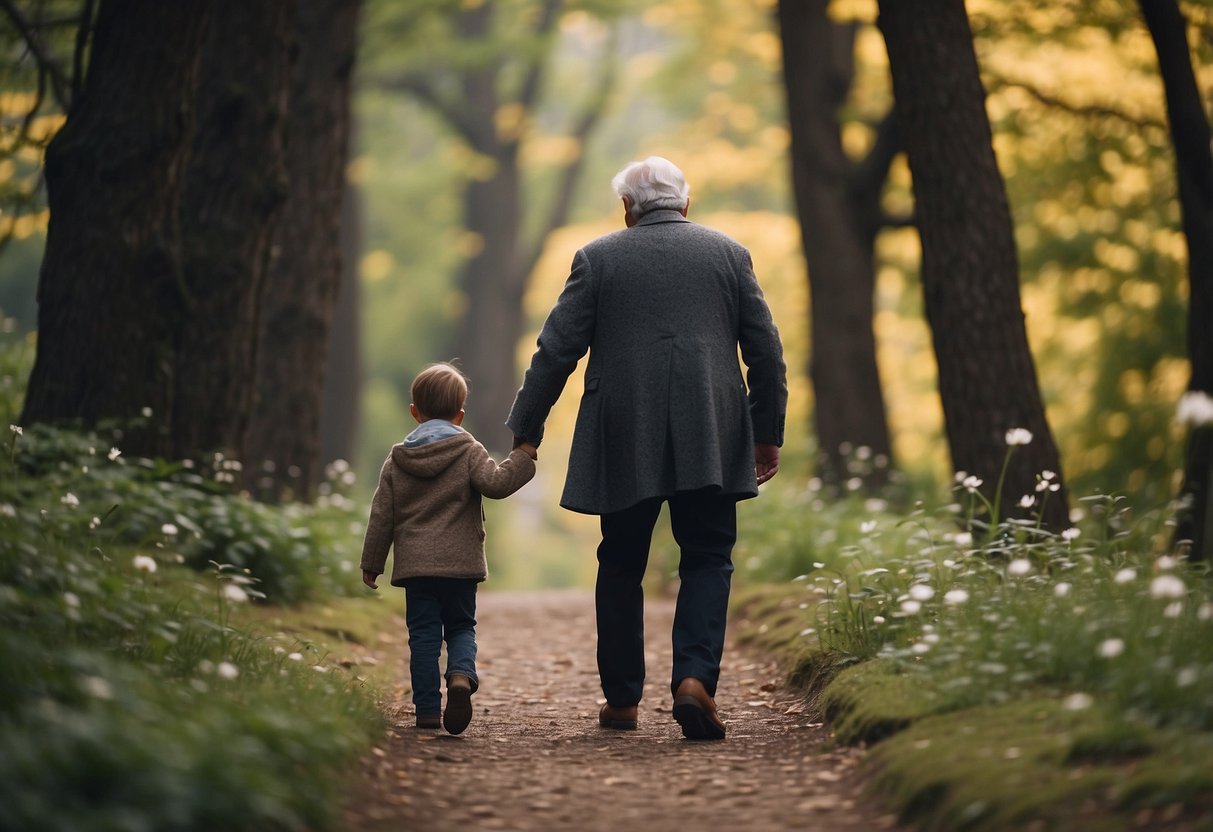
[2,0,1209,588]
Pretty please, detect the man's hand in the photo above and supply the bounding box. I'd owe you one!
[362,570,380,590]
[518,442,539,460]
[755,443,780,485]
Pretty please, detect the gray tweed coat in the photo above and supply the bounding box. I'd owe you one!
[506,209,787,515]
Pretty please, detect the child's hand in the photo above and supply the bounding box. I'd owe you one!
[519,442,538,460]
[362,570,380,590]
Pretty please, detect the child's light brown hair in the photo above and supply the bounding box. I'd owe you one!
[411,363,468,420]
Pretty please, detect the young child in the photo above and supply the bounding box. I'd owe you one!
[360,363,537,734]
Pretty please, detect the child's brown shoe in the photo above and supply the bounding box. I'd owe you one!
[443,674,473,735]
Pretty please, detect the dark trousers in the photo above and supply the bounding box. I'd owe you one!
[403,577,479,716]
[596,490,737,706]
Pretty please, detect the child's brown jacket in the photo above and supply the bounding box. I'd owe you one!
[360,431,535,585]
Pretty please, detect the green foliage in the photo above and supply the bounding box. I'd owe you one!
[0,535,381,831]
[0,479,380,829]
[0,330,382,830]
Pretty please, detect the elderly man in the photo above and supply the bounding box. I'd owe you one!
[507,156,787,740]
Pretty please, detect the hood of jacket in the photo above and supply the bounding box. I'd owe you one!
[391,423,472,479]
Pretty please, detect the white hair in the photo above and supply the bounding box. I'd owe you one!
[611,156,690,220]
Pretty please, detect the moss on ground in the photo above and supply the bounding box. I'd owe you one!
[866,697,1213,830]
[734,585,1213,831]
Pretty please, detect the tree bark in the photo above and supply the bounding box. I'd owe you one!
[318,178,364,477]
[1139,0,1213,560]
[779,0,895,491]
[243,0,361,500]
[877,0,1069,531]
[21,1,210,453]
[173,0,294,463]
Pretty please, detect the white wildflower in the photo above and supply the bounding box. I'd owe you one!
[873,616,886,624]
[141,406,153,418]
[312,665,327,673]
[910,642,931,655]
[222,584,249,603]
[107,447,121,461]
[909,584,935,601]
[63,592,80,608]
[1018,494,1036,509]
[1114,568,1136,585]
[288,652,303,661]
[954,471,968,483]
[1177,667,1198,688]
[944,589,970,605]
[1150,574,1186,599]
[1097,638,1125,659]
[1041,470,1057,481]
[1062,693,1093,711]
[88,516,101,530]
[860,520,877,534]
[1176,390,1213,426]
[60,492,79,508]
[1062,527,1081,541]
[0,503,15,518]
[216,662,239,680]
[80,676,113,700]
[1054,582,1072,598]
[954,531,973,547]
[1199,603,1213,621]
[1155,555,1179,571]
[1005,428,1034,446]
[962,475,983,493]
[900,600,922,615]
[161,523,178,537]
[132,555,157,573]
[1163,602,1184,619]
[1007,559,1032,577]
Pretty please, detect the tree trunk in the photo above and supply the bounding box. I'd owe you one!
[318,178,364,475]
[877,0,1069,532]
[21,1,211,454]
[1139,0,1213,560]
[244,0,361,501]
[173,0,294,464]
[779,0,895,491]
[454,157,528,451]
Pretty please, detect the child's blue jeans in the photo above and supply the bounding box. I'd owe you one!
[403,576,479,716]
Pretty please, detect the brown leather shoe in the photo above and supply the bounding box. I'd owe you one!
[443,674,473,735]
[599,703,638,730]
[415,713,441,729]
[672,677,726,740]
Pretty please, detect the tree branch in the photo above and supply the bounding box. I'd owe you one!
[515,0,562,112]
[368,73,481,147]
[879,211,916,229]
[71,0,97,110]
[517,27,619,284]
[987,76,1167,130]
[1,0,73,110]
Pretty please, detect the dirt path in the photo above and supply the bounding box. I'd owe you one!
[341,590,901,831]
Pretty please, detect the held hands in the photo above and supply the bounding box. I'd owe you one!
[513,435,539,460]
[755,443,780,485]
[362,570,380,590]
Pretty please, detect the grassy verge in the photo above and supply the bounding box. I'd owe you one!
[0,334,390,829]
[732,468,1213,830]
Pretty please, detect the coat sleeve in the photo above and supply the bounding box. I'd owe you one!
[468,444,537,500]
[359,456,395,574]
[737,251,788,446]
[505,248,598,444]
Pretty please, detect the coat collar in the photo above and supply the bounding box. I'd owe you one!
[632,208,691,227]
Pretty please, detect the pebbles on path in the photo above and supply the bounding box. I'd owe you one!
[342,589,902,832]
